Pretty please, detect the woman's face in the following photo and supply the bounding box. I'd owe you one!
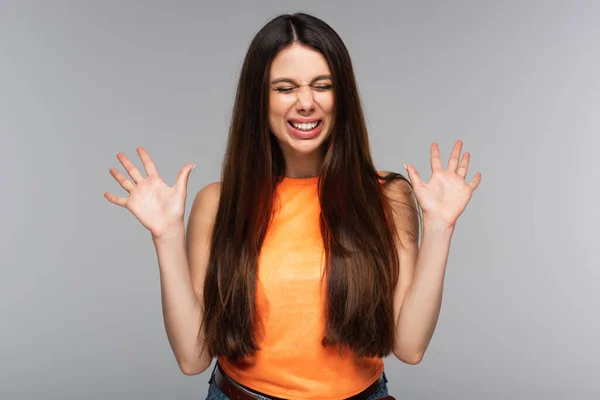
[268,43,334,159]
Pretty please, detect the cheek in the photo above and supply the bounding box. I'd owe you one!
[269,98,289,126]
[320,94,335,117]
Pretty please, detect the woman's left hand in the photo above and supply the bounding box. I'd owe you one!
[404,140,481,228]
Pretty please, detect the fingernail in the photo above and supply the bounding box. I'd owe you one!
[191,164,196,170]
[403,164,407,170]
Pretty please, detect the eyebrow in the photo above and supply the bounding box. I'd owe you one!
[270,75,332,85]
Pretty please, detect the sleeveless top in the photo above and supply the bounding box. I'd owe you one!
[218,175,384,399]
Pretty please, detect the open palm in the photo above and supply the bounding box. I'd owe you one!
[104,147,196,239]
[404,141,481,227]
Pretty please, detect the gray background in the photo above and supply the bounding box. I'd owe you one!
[1,0,598,399]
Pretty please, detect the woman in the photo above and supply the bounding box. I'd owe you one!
[104,13,481,400]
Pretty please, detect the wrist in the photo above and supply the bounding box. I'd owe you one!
[152,222,186,244]
[422,217,455,235]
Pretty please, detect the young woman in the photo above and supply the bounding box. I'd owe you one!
[105,13,481,400]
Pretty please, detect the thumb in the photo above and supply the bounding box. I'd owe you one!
[404,163,424,187]
[175,163,196,192]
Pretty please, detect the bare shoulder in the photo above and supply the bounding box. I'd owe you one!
[186,181,221,296]
[189,181,221,222]
[379,170,414,201]
[379,171,419,245]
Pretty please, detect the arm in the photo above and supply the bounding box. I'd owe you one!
[388,141,481,364]
[387,179,452,364]
[154,181,220,375]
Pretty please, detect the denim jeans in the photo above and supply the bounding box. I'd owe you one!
[205,363,390,400]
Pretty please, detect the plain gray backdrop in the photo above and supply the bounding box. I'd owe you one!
[1,0,598,399]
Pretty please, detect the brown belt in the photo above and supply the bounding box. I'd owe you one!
[213,362,385,400]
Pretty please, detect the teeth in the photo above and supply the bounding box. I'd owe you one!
[291,121,318,131]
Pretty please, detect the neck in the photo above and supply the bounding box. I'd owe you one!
[282,150,323,178]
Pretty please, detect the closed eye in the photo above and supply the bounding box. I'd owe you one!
[272,85,333,93]
[273,87,294,93]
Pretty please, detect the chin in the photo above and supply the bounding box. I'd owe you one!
[287,140,324,155]
[287,131,329,154]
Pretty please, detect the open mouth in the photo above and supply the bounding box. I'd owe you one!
[287,120,322,131]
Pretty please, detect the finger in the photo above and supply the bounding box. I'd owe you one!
[116,152,145,184]
[447,140,463,172]
[404,163,424,187]
[104,191,127,207]
[175,163,196,192]
[468,172,482,191]
[457,152,470,179]
[137,146,159,177]
[430,142,443,171]
[109,167,135,192]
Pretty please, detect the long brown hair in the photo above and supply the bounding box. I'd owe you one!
[202,13,419,360]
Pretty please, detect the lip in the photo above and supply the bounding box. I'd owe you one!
[287,120,323,140]
[288,118,322,123]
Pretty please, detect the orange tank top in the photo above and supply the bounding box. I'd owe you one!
[218,176,384,399]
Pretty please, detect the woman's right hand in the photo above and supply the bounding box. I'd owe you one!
[104,147,196,240]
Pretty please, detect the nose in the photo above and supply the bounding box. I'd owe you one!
[295,86,315,112]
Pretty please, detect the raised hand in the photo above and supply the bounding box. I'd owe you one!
[104,147,196,240]
[404,140,481,228]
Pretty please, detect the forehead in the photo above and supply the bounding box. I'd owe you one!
[269,43,331,80]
